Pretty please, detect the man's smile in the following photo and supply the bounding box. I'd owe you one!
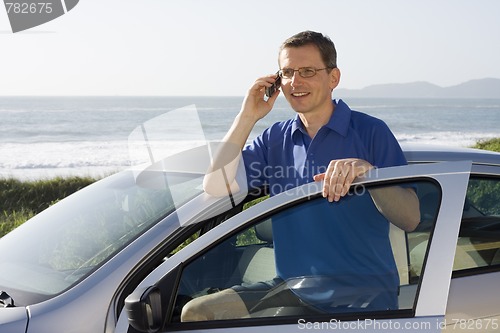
[291,92,310,97]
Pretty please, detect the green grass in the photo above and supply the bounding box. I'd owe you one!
[1,137,499,238]
[471,138,500,152]
[0,176,97,237]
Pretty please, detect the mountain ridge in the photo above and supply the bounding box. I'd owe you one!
[334,78,500,98]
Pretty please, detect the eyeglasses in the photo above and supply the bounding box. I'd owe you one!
[278,67,332,79]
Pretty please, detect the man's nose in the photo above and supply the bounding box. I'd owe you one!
[290,72,303,86]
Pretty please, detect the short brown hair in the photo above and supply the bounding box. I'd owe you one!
[279,30,337,69]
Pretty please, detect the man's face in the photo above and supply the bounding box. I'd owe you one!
[279,44,340,116]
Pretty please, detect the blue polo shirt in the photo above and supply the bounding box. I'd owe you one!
[242,99,407,196]
[270,194,400,311]
[241,99,406,311]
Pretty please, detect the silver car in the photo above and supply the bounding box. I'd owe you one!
[0,144,499,332]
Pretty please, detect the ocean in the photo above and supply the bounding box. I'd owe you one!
[1,96,499,180]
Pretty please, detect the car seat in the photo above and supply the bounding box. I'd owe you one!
[226,219,276,288]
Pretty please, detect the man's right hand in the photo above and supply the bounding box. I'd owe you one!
[240,74,281,124]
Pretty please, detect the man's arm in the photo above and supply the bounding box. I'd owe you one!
[313,158,420,231]
[203,75,280,196]
[368,186,420,231]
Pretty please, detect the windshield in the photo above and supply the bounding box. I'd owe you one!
[0,166,204,306]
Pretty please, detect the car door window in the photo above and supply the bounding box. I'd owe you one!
[454,177,500,271]
[169,180,441,325]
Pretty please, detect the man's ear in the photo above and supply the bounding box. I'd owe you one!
[329,68,341,90]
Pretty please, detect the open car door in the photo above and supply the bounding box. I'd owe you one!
[117,161,471,333]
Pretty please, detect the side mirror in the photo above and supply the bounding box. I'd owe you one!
[125,286,163,333]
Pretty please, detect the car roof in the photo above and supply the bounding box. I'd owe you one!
[402,143,500,167]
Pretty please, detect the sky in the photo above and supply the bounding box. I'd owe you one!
[1,0,500,96]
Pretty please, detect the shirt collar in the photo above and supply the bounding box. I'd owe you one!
[291,99,352,140]
[325,99,351,137]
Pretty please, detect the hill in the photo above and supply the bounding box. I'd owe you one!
[334,78,500,99]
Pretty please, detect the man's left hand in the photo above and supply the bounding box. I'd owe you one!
[313,158,374,202]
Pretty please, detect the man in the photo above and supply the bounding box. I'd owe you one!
[182,30,420,321]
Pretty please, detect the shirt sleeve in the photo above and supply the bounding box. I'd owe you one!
[368,118,407,169]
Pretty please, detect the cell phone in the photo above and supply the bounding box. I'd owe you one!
[265,73,282,98]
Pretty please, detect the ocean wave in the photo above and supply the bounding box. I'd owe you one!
[0,142,129,169]
[395,131,499,147]
[0,139,209,178]
[1,132,498,180]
